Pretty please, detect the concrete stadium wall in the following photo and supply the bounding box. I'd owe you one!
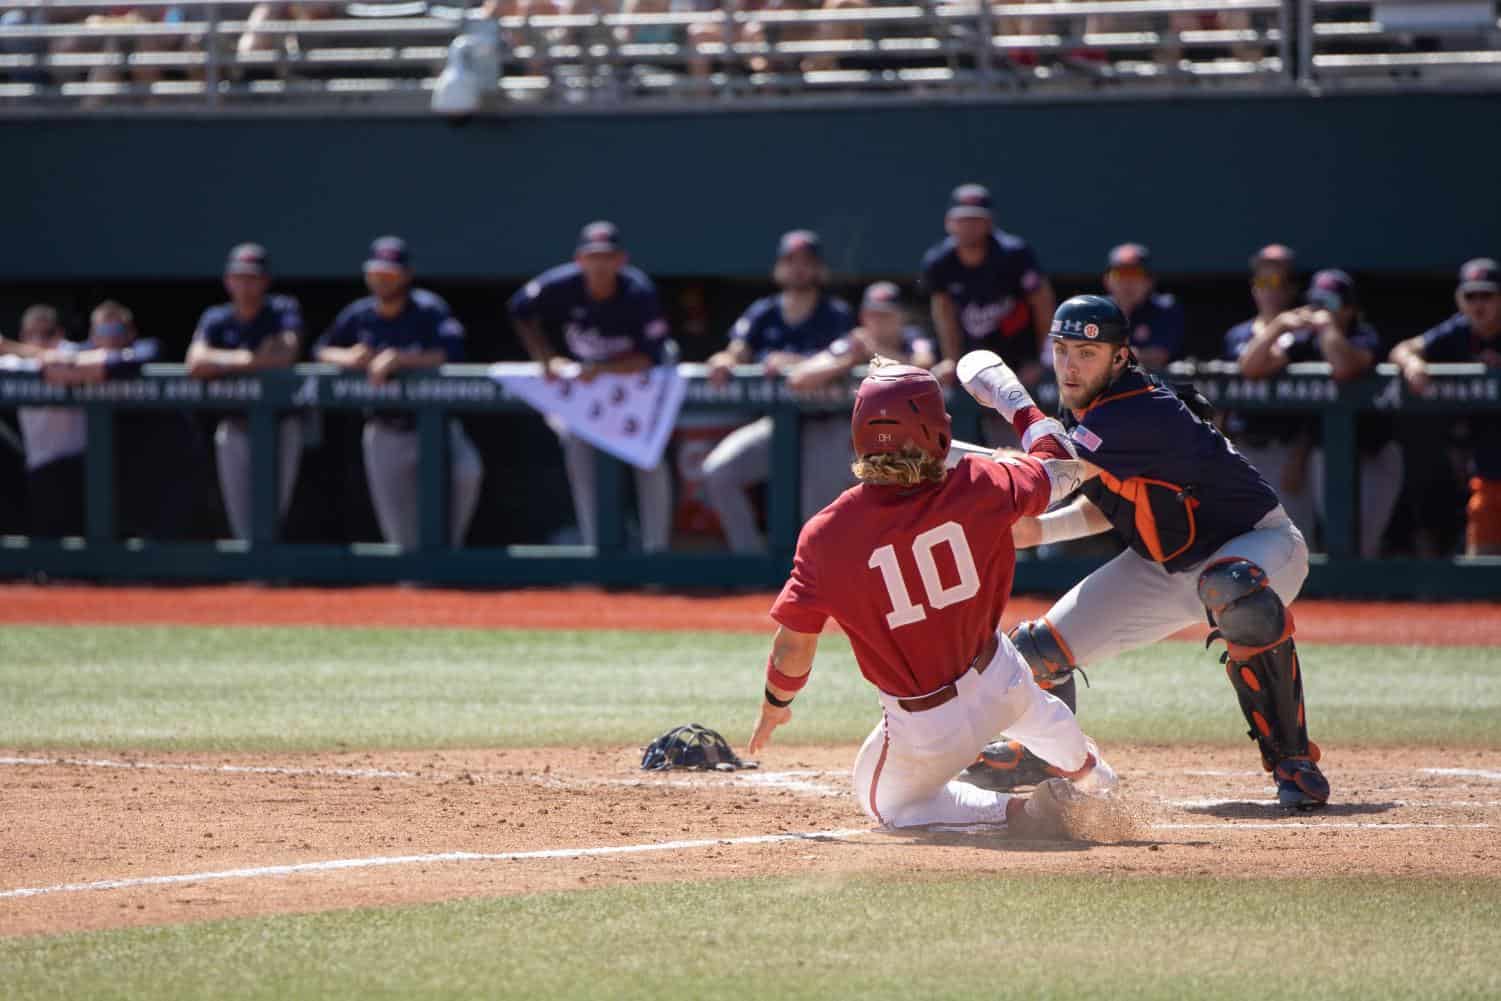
[4,91,1497,281]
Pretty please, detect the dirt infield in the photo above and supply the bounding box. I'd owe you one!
[2,584,1499,644]
[4,586,1498,941]
[3,743,1499,938]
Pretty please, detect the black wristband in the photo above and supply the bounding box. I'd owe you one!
[764,686,794,708]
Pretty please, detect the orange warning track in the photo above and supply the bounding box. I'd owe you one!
[1,584,1497,644]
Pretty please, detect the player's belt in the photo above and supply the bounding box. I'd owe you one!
[896,632,1000,713]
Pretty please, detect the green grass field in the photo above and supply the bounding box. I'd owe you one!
[2,625,1498,750]
[4,624,1499,999]
[5,876,1499,1000]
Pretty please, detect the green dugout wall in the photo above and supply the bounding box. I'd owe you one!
[3,91,1498,281]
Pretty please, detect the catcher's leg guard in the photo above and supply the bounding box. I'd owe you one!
[1199,558,1328,808]
[1009,619,1079,713]
[962,620,1082,793]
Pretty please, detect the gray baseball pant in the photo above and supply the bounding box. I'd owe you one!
[214,416,303,541]
[552,422,672,552]
[362,420,484,549]
[700,415,854,554]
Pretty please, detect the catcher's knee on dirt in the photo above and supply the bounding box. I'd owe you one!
[1010,619,1079,713]
[1198,558,1316,769]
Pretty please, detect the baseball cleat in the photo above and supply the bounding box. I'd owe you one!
[960,740,1062,792]
[1070,741,1118,798]
[1274,757,1329,810]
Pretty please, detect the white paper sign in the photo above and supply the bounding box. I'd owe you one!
[489,362,686,470]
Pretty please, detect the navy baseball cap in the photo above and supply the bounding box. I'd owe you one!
[1107,242,1151,273]
[364,236,410,273]
[861,281,903,313]
[225,242,270,277]
[947,183,993,220]
[576,220,622,255]
[1307,269,1356,311]
[1458,258,1500,294]
[777,229,822,260]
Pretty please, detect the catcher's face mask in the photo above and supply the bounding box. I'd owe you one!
[641,724,757,772]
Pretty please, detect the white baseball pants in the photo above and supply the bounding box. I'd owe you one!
[850,630,1092,828]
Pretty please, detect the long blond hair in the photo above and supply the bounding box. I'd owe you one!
[852,445,946,487]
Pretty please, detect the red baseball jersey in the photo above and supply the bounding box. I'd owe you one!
[770,454,1051,698]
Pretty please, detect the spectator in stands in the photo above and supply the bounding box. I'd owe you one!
[701,229,855,552]
[1230,266,1401,558]
[315,236,485,550]
[0,305,85,536]
[1102,242,1186,370]
[239,3,340,60]
[800,0,869,74]
[509,221,677,553]
[1391,258,1501,556]
[186,243,304,542]
[920,183,1054,390]
[784,281,935,390]
[58,5,192,95]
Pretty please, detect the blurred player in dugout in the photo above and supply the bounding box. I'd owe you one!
[702,229,856,554]
[315,236,485,550]
[509,221,676,552]
[1391,257,1501,556]
[1225,249,1401,558]
[1100,242,1186,371]
[186,243,303,541]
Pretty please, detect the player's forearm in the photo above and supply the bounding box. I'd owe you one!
[783,352,848,391]
[588,352,653,376]
[766,626,817,700]
[1319,330,1372,382]
[390,348,449,372]
[0,335,44,358]
[930,295,963,362]
[316,345,367,368]
[189,344,256,371]
[1236,334,1285,379]
[1389,337,1425,370]
[1022,495,1110,547]
[251,333,301,369]
[513,317,554,365]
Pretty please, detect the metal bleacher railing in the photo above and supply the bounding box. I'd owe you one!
[0,0,1495,110]
[1,361,1498,596]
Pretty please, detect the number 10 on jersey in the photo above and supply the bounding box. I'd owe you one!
[867,521,981,630]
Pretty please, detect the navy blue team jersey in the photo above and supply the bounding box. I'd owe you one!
[194,295,303,352]
[316,289,466,362]
[1062,366,1280,572]
[729,294,854,361]
[920,231,1044,367]
[507,263,671,364]
[1124,292,1186,361]
[1420,313,1501,478]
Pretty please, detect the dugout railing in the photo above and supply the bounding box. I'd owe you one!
[0,361,1497,596]
[1,0,1496,111]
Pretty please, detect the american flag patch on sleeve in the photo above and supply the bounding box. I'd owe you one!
[1069,425,1103,452]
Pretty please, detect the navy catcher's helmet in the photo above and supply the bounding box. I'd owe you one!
[1049,295,1128,345]
[641,724,755,772]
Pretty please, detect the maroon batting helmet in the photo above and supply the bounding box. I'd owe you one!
[851,365,951,461]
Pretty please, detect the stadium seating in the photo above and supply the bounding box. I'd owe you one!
[0,0,1495,109]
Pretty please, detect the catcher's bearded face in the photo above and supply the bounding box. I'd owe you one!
[1053,339,1126,411]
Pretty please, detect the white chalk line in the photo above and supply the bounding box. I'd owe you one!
[1154,822,1493,831]
[0,756,413,780]
[0,828,875,901]
[1422,768,1501,782]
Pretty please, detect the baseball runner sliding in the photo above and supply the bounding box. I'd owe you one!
[747,361,1117,833]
